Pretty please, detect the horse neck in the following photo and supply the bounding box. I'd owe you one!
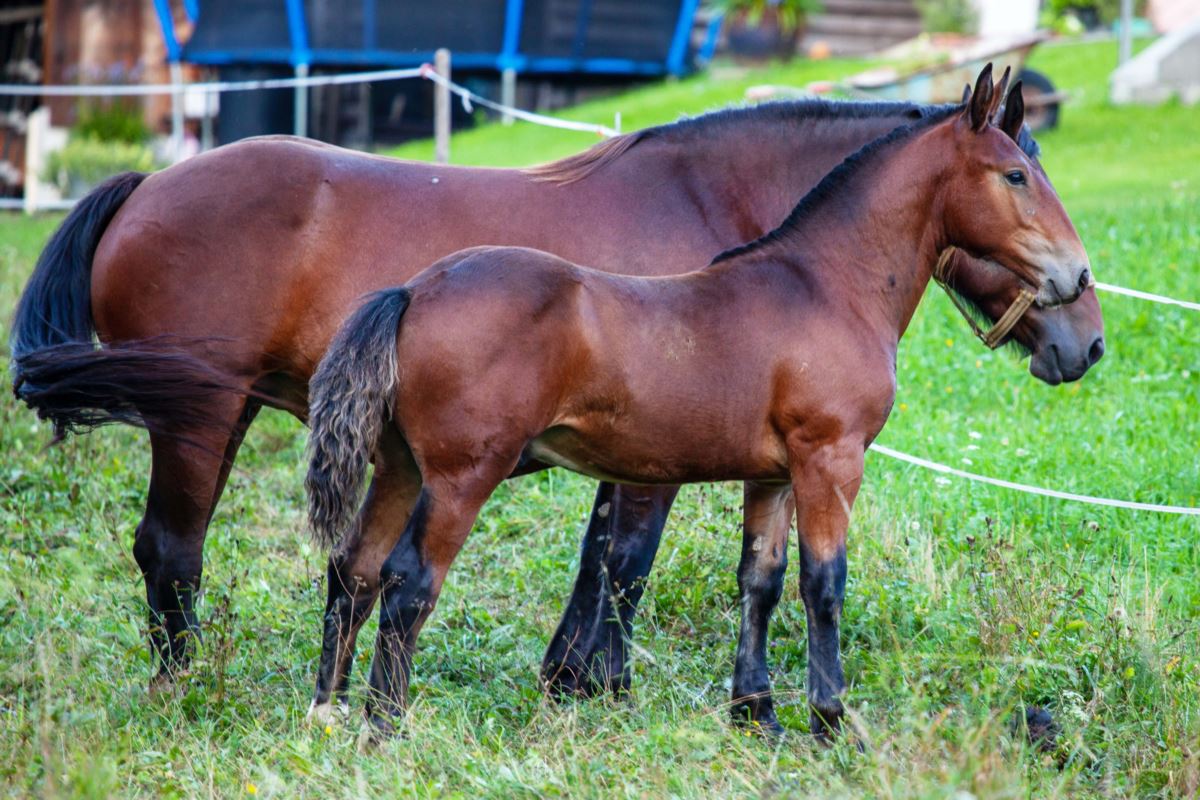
[731,124,952,343]
[656,109,930,241]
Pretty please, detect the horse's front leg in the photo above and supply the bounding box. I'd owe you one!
[788,436,864,742]
[730,481,794,735]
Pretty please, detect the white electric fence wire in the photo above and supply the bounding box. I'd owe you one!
[870,444,1200,516]
[1095,281,1200,312]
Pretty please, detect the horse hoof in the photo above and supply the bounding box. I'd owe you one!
[362,709,406,746]
[148,671,185,698]
[306,699,350,726]
[540,663,609,701]
[809,702,845,745]
[738,717,786,740]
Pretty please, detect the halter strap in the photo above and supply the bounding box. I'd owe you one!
[932,247,1037,350]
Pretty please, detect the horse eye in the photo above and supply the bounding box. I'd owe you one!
[1005,170,1026,186]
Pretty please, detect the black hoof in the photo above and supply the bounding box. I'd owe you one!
[731,699,785,739]
[541,662,605,700]
[363,707,406,745]
[809,701,845,745]
[541,650,628,700]
[1014,705,1060,753]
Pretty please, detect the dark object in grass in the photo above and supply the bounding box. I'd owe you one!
[1015,705,1060,753]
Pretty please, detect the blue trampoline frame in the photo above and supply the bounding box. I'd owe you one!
[152,0,716,78]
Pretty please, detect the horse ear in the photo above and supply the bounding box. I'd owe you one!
[1001,80,1025,140]
[990,65,1011,123]
[966,63,994,131]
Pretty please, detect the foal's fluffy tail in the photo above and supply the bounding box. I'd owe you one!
[306,288,411,549]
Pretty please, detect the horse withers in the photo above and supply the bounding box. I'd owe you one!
[306,68,1100,739]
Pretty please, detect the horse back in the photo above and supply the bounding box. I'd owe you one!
[88,137,707,394]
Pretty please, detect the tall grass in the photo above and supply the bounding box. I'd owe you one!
[1,39,1197,798]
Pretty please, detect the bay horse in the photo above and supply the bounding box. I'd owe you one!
[305,69,1096,738]
[9,67,1102,705]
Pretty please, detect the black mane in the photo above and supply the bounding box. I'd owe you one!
[710,105,962,265]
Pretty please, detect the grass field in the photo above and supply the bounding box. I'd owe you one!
[1,38,1198,798]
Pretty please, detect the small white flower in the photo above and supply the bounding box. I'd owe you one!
[968,431,982,440]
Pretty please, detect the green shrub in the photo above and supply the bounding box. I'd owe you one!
[43,136,159,198]
[915,0,978,34]
[72,102,152,145]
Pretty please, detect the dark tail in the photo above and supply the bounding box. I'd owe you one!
[9,171,248,439]
[306,288,411,549]
[10,171,146,361]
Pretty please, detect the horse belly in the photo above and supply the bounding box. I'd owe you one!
[526,418,788,486]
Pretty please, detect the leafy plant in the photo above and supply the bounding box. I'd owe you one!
[915,0,978,34]
[43,136,159,198]
[72,102,152,145]
[1044,0,1146,28]
[717,0,823,33]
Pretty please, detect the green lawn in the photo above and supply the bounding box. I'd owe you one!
[1,39,1198,798]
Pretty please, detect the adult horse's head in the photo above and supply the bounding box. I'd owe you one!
[939,65,1092,307]
[939,250,1105,383]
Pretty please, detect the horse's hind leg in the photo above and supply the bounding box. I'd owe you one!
[730,481,794,735]
[541,483,678,698]
[132,395,252,686]
[364,466,507,737]
[206,400,261,527]
[309,434,421,724]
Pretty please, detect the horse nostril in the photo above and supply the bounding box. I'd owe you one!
[1088,336,1105,366]
[1078,269,1091,294]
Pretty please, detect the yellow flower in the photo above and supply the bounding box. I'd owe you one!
[246,783,258,796]
[945,338,954,347]
[1123,666,1136,679]
[324,725,333,736]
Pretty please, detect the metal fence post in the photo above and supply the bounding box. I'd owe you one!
[1118,0,1133,66]
[434,48,451,165]
[501,67,516,126]
[294,63,309,138]
[170,61,185,162]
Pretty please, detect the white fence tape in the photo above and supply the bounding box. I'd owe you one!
[0,67,426,97]
[870,443,1200,516]
[418,65,619,137]
[1095,281,1200,312]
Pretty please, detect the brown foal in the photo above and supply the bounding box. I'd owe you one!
[306,69,1096,738]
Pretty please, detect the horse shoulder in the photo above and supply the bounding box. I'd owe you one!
[769,345,896,447]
